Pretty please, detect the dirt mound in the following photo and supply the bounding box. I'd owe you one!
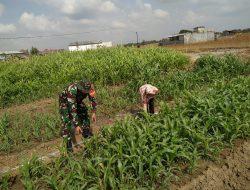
[171,140,250,190]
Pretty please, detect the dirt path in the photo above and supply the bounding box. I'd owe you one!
[0,118,114,176]
[0,91,132,173]
[171,139,250,190]
[0,139,61,175]
[0,115,118,176]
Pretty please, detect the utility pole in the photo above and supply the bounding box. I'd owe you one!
[136,32,140,48]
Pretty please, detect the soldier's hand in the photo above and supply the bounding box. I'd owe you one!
[75,126,82,135]
[92,113,96,123]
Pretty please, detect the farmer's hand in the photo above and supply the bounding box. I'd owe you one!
[75,126,82,135]
[153,89,159,94]
[92,112,97,123]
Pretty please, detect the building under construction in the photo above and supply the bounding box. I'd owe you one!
[159,26,215,46]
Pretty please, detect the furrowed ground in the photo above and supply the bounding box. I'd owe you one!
[0,47,249,189]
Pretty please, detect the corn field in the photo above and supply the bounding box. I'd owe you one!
[0,47,188,153]
[0,47,188,107]
[0,47,249,189]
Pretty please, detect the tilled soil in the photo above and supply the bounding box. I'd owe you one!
[0,138,61,176]
[171,139,250,190]
[0,119,113,176]
[0,109,130,176]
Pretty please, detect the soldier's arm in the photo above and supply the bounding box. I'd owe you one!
[88,84,97,112]
[67,84,79,128]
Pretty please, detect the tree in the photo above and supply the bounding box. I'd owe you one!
[179,29,192,34]
[30,47,39,55]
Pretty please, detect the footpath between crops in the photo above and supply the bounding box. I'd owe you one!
[0,109,129,177]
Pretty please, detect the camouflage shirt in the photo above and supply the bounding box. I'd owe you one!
[60,80,97,128]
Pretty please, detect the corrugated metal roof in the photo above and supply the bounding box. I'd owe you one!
[167,34,185,38]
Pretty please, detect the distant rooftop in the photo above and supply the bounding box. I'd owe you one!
[167,34,185,38]
[69,41,102,46]
[0,51,24,55]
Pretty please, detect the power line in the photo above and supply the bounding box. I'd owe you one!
[0,27,133,40]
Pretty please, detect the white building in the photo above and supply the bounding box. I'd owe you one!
[0,51,28,61]
[68,41,112,51]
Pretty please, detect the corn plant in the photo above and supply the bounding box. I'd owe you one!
[0,112,60,153]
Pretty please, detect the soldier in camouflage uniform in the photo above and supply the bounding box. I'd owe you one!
[59,79,97,151]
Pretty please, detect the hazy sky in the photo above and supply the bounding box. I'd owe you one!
[0,0,249,51]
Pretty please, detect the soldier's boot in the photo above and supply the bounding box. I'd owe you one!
[66,136,73,152]
[62,128,73,152]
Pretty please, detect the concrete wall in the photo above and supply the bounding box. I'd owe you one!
[184,31,215,44]
[69,44,98,51]
[159,30,215,46]
[69,41,112,51]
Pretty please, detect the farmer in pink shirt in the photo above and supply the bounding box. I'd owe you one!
[139,84,159,114]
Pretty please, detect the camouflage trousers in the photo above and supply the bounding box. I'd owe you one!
[59,94,92,151]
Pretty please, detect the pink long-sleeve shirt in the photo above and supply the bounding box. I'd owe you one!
[139,84,159,104]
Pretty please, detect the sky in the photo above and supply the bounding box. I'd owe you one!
[0,0,249,51]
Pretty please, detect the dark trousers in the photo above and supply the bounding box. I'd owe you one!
[147,98,155,114]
